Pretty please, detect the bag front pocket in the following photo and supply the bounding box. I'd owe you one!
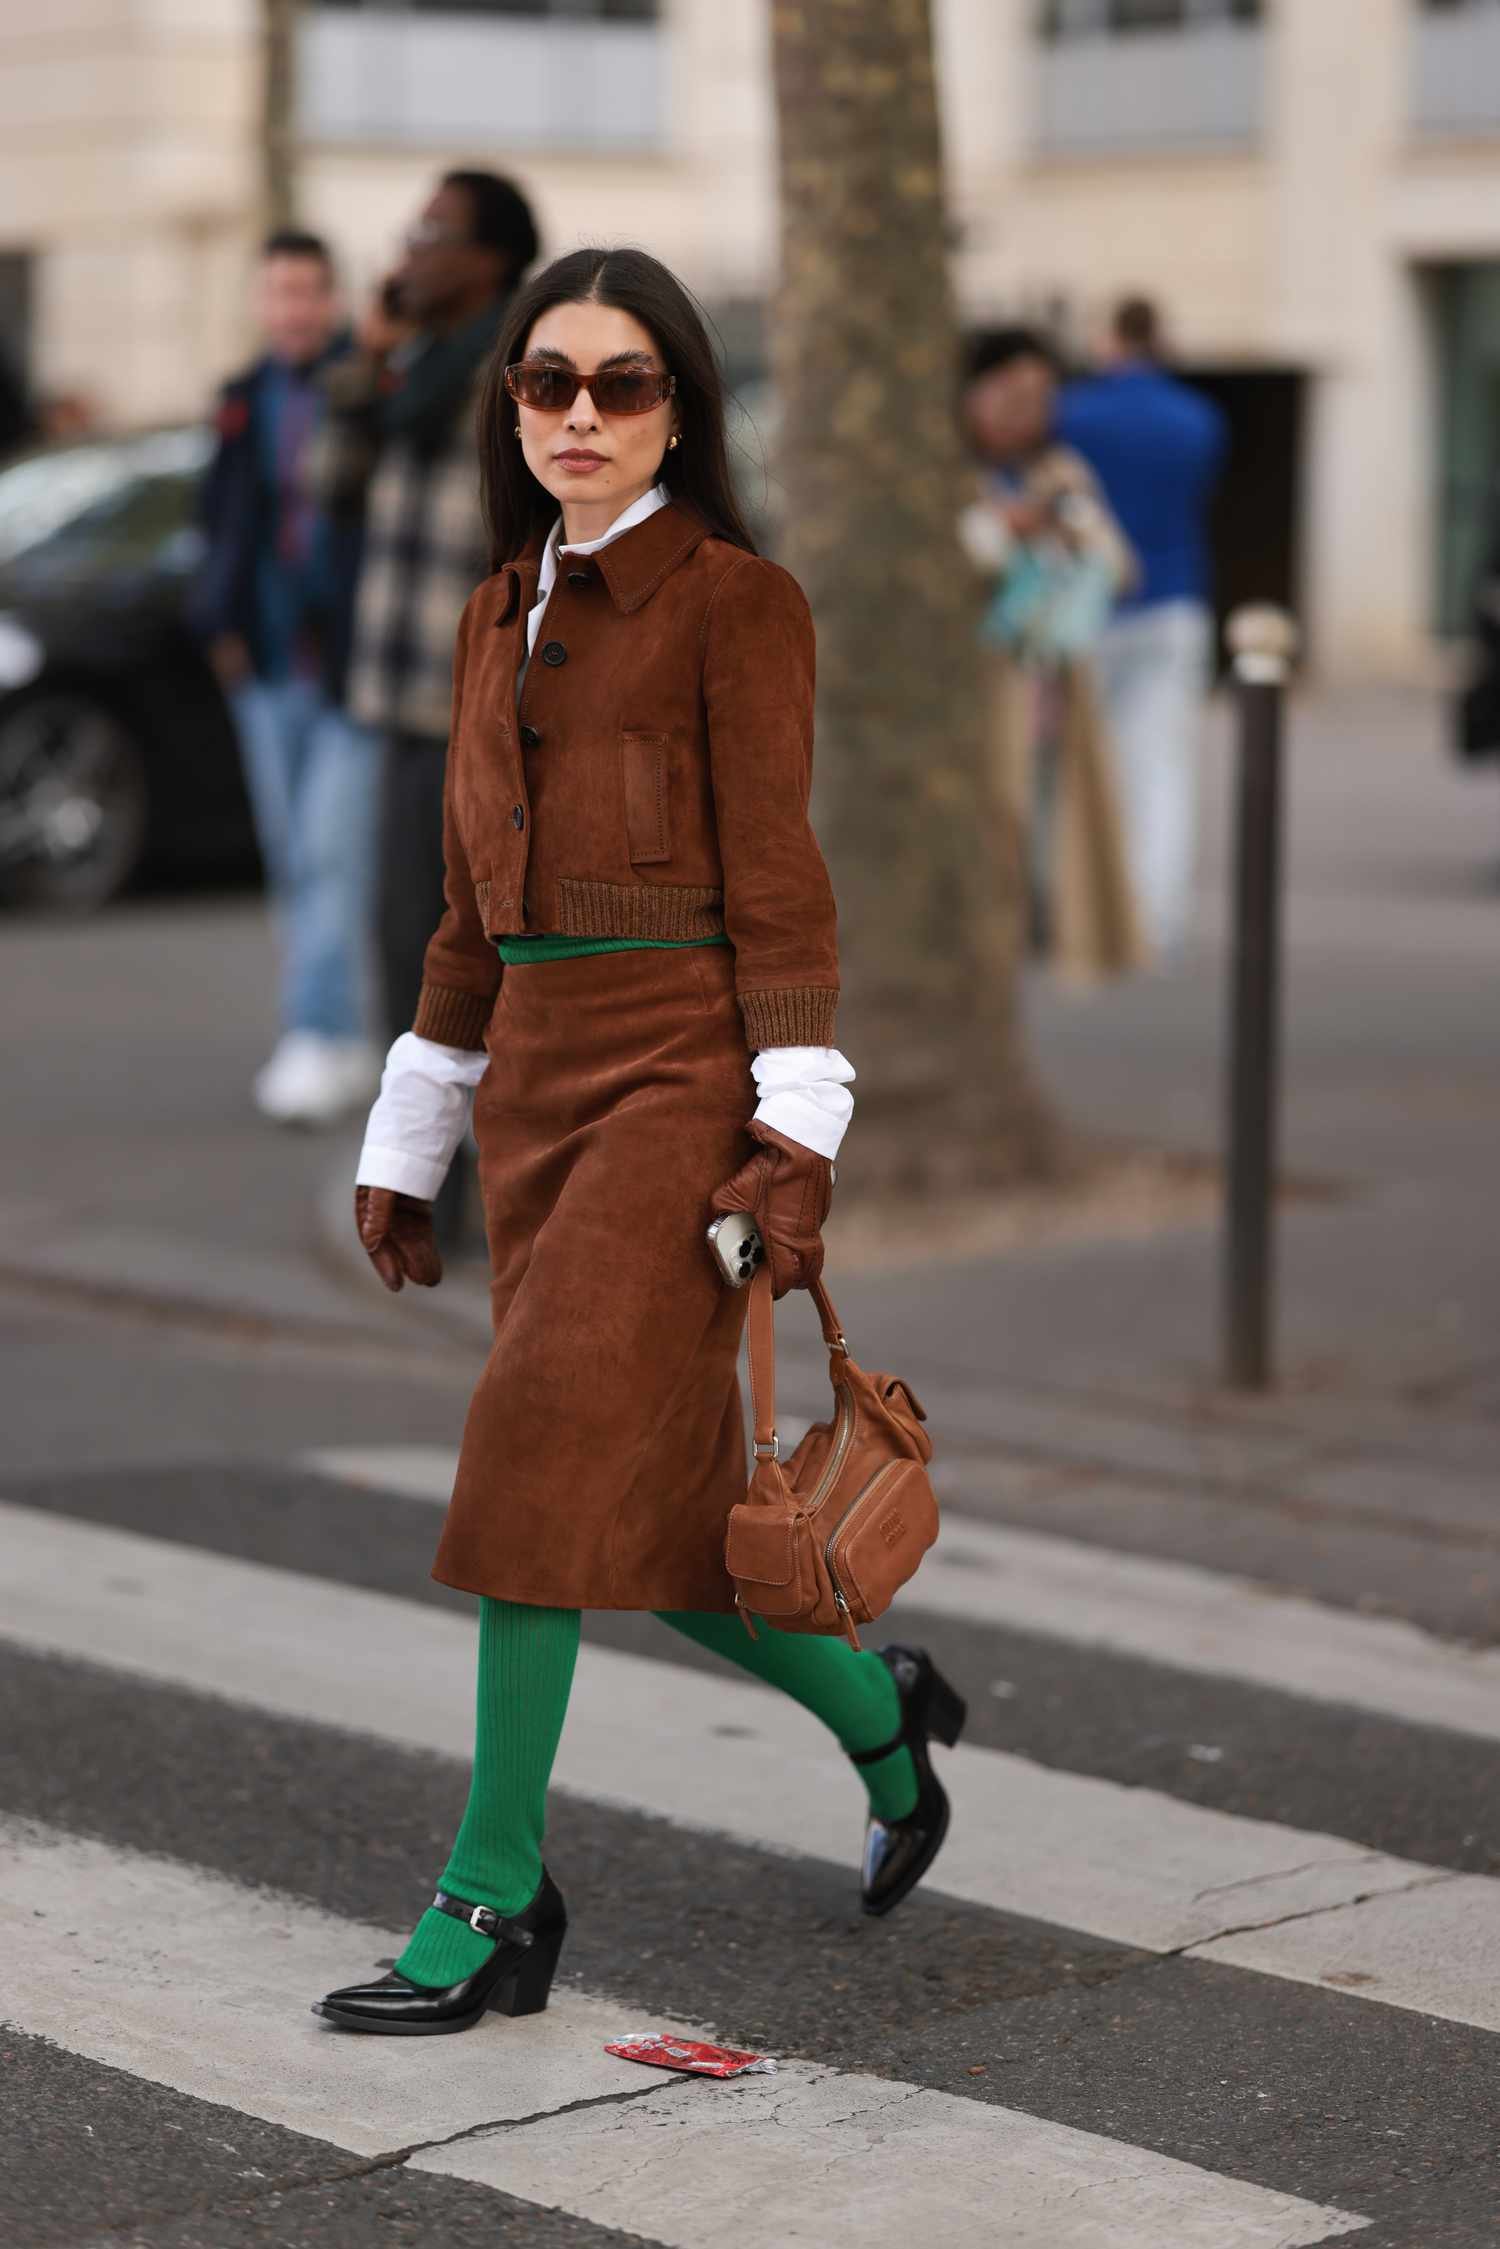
[620,729,671,865]
[725,1500,817,1620]
[827,1459,939,1625]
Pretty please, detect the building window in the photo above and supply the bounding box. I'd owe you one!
[1038,0,1262,38]
[315,2,659,17]
[1033,0,1265,154]
[1413,0,1500,137]
[300,0,663,151]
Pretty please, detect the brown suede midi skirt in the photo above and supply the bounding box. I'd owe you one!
[431,942,756,1611]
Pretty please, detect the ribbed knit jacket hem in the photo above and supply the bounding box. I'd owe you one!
[414,969,837,1053]
[553,877,727,941]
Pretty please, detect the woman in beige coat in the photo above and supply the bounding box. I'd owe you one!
[960,328,1145,982]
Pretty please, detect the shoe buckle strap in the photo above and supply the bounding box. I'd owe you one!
[431,1889,534,1946]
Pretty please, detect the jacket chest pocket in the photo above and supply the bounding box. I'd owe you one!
[620,729,671,865]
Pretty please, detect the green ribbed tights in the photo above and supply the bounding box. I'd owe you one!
[395,1597,917,1992]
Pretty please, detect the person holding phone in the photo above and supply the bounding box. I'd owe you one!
[315,247,964,2036]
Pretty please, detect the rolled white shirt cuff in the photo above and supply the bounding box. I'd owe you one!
[750,1044,855,1161]
[353,1033,855,1188]
[354,1031,487,1199]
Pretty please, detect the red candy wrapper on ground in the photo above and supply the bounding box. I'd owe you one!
[605,2033,777,2079]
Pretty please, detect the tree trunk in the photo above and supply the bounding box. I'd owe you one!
[261,0,300,233]
[769,0,1058,1193]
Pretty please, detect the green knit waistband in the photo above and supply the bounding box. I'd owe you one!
[495,932,732,965]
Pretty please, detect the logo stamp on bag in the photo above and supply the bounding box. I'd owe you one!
[879,1508,906,1551]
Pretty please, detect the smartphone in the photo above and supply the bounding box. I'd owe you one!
[706,1210,766,1288]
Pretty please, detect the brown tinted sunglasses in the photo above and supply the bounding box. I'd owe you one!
[504,362,676,417]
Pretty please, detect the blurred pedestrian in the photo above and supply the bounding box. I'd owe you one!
[192,229,379,1126]
[1061,296,1228,957]
[313,170,537,1239]
[959,328,1143,983]
[314,181,532,1015]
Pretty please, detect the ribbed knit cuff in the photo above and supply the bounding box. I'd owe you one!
[737,986,839,1050]
[412,979,495,1050]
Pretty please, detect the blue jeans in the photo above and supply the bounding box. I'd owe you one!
[1093,600,1214,955]
[231,678,379,1039]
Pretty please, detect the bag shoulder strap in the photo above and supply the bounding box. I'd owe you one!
[745,1267,849,1463]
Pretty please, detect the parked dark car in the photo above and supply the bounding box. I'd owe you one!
[0,428,257,912]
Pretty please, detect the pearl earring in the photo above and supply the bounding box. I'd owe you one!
[667,434,680,450]
[514,424,521,438]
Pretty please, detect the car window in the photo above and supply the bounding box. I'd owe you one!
[0,428,210,571]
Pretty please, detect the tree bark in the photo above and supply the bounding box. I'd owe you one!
[769,0,1058,1192]
[261,0,300,234]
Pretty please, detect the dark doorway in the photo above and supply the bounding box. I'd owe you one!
[1426,261,1500,638]
[0,250,36,460]
[1188,365,1307,667]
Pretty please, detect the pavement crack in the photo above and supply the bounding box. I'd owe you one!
[373,2073,692,2171]
[1190,1854,1385,1904]
[1178,1867,1460,1956]
[66,2083,691,2240]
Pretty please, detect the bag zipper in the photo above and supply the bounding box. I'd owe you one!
[806,1383,855,1512]
[822,1460,903,1650]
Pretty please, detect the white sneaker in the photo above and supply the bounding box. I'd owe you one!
[253,1034,381,1128]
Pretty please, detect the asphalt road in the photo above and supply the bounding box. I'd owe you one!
[2,1270,1498,2246]
[2,684,1498,2245]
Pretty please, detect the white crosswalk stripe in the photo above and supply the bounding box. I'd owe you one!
[303,1444,1500,1743]
[8,1454,1500,2247]
[2,1820,1368,2248]
[4,1494,1499,2032]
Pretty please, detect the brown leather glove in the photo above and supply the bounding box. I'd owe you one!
[710,1121,834,1299]
[355,1185,443,1293]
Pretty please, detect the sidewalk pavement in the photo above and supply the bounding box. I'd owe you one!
[4,684,1497,1636]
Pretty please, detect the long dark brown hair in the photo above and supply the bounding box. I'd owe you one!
[476,246,757,570]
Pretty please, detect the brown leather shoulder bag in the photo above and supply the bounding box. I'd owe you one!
[724,1267,939,1646]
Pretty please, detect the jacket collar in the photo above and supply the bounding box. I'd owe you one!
[492,499,707,626]
[590,498,708,613]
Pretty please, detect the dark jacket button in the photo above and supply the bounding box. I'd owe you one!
[511,804,525,829]
[520,724,541,749]
[566,569,591,588]
[541,640,567,667]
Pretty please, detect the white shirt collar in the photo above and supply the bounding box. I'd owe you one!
[535,482,672,604]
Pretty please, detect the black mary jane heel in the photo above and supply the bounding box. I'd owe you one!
[312,1871,567,2035]
[854,1646,967,1918]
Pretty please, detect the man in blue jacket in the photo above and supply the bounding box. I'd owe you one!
[192,230,378,1125]
[1061,297,1227,956]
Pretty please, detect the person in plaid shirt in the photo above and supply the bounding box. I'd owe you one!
[315,171,539,1066]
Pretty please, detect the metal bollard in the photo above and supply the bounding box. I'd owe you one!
[1223,605,1299,1391]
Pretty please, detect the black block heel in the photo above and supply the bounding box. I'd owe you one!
[854,1646,967,1917]
[492,1925,564,2018]
[927,1671,967,1750]
[313,1871,567,2035]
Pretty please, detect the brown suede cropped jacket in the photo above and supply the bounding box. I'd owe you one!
[412,499,840,1055]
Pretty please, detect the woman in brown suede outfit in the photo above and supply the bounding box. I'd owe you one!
[314,249,965,2037]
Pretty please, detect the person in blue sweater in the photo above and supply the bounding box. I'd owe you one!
[192,231,379,1125]
[1060,297,1227,956]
